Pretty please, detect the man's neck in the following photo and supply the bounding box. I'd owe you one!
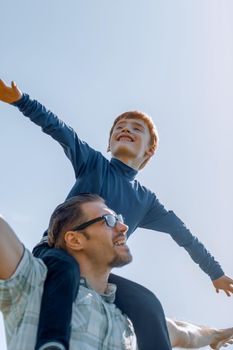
[80,264,110,294]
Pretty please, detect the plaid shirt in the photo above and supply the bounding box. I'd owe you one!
[0,248,137,350]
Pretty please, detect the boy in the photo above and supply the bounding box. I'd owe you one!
[0,79,232,350]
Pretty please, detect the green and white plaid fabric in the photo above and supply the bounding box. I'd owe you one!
[0,248,137,350]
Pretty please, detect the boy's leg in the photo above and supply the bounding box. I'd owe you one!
[109,273,172,350]
[33,244,80,350]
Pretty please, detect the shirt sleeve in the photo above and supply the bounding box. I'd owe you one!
[0,248,47,314]
[12,94,98,178]
[139,194,224,281]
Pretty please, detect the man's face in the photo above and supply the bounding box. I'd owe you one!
[109,118,152,161]
[79,201,132,268]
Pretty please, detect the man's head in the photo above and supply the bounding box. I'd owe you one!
[108,111,159,169]
[48,194,132,269]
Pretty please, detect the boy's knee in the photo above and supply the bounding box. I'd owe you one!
[140,295,165,321]
[131,285,164,313]
[116,282,165,319]
[42,250,80,300]
[42,250,80,283]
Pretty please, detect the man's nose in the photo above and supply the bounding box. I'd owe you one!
[116,221,128,235]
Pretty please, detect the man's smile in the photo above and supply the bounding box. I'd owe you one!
[113,236,127,246]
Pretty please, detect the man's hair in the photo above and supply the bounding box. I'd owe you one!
[108,111,159,169]
[48,194,104,248]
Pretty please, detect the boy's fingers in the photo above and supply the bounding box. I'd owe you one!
[11,81,19,90]
[0,79,7,88]
[224,284,233,295]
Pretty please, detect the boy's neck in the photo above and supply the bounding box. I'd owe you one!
[113,155,141,171]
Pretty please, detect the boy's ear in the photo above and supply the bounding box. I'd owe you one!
[145,146,155,158]
[64,231,84,251]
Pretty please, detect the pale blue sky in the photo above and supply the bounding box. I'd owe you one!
[0,1,233,349]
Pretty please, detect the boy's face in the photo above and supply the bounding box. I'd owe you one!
[109,118,153,162]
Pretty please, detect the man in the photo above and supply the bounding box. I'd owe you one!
[0,196,233,350]
[0,194,137,350]
[0,79,233,350]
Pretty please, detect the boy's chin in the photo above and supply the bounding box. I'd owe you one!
[111,145,137,158]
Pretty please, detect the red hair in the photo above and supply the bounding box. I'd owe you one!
[108,111,159,169]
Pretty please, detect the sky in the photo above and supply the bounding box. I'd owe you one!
[0,1,233,349]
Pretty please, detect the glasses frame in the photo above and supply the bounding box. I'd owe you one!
[72,213,124,231]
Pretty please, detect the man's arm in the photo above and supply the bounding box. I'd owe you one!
[167,318,233,349]
[0,216,24,279]
[0,79,98,178]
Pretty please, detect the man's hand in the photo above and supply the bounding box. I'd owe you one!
[0,79,22,104]
[212,275,233,297]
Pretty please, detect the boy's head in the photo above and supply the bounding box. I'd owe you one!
[108,111,159,169]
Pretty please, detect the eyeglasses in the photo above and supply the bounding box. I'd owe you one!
[72,213,124,231]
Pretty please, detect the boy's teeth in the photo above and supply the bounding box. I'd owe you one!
[119,137,132,142]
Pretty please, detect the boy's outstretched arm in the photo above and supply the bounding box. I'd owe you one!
[0,79,22,104]
[0,79,97,179]
[212,275,233,297]
[0,216,24,279]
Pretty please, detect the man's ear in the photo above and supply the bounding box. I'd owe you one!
[64,231,84,251]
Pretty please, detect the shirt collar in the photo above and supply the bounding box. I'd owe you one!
[80,277,117,303]
[110,158,138,180]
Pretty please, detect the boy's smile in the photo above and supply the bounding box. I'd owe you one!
[109,118,154,169]
[117,135,134,142]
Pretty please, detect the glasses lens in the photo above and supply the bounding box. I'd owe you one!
[104,214,124,227]
[117,214,124,223]
[105,214,117,227]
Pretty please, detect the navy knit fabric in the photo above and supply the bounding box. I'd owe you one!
[13,94,224,280]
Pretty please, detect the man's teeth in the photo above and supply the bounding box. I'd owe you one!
[114,240,126,246]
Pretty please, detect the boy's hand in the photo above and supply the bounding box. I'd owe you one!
[0,79,22,104]
[212,275,233,297]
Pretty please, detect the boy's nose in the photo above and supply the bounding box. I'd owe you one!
[121,126,131,133]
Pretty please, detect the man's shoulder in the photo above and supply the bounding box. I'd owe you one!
[0,248,47,316]
[0,248,47,286]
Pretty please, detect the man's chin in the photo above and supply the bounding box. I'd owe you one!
[110,250,133,268]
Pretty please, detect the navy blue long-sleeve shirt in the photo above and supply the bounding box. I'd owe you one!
[13,94,224,280]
